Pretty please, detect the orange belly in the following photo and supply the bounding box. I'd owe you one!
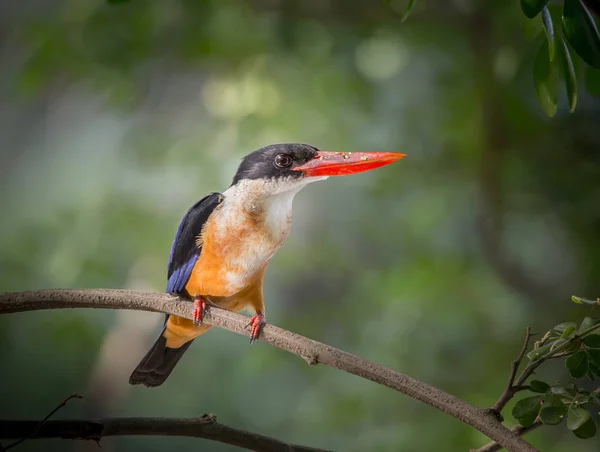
[164,268,266,348]
[184,208,283,298]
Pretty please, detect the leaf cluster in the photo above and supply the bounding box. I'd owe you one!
[523,0,600,116]
[512,313,600,440]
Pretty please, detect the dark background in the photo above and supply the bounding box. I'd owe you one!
[1,0,599,451]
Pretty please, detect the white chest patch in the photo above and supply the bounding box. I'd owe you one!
[215,176,326,292]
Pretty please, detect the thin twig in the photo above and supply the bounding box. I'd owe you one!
[490,328,534,417]
[471,421,543,452]
[515,322,600,388]
[0,289,540,452]
[3,394,82,451]
[0,415,327,452]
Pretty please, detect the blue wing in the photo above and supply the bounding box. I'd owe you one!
[165,192,223,294]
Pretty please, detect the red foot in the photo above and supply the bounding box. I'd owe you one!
[247,313,265,344]
[193,297,207,326]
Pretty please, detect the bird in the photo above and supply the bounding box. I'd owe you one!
[129,143,404,387]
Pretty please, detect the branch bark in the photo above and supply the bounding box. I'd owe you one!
[0,415,328,452]
[471,421,543,452]
[0,289,539,452]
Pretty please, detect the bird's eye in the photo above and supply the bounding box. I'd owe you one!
[274,153,293,168]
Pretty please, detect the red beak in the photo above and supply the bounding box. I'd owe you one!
[292,151,405,177]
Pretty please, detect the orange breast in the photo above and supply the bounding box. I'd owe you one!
[183,204,284,300]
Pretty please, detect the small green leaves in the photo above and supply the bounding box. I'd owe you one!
[562,0,600,68]
[553,322,577,334]
[521,0,550,19]
[572,295,600,305]
[541,7,555,61]
[527,343,553,361]
[533,40,559,117]
[583,335,600,348]
[566,351,589,378]
[540,405,568,424]
[400,0,418,23]
[512,395,542,426]
[561,325,576,338]
[567,406,591,430]
[529,380,551,393]
[573,416,597,439]
[558,36,578,112]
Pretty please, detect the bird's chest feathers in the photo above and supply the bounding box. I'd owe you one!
[209,186,296,290]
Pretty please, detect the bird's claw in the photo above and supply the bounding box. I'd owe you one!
[193,297,207,326]
[246,313,265,344]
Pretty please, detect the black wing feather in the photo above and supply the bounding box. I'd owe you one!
[166,192,222,294]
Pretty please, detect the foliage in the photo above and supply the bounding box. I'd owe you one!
[386,0,600,116]
[510,301,600,441]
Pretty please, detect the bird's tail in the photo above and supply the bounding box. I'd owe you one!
[129,318,211,387]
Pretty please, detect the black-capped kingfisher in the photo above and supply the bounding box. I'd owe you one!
[129,143,404,387]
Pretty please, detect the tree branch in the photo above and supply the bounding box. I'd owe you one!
[490,328,535,417]
[0,289,539,452]
[3,394,83,451]
[471,421,543,452]
[0,415,327,452]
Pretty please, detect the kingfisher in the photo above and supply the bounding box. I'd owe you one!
[129,143,404,387]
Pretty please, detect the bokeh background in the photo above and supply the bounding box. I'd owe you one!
[1,0,599,451]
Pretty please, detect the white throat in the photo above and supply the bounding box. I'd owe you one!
[222,176,328,238]
[263,185,301,236]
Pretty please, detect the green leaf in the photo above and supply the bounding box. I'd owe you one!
[566,351,589,378]
[533,42,558,118]
[562,0,600,68]
[583,335,600,348]
[567,406,591,430]
[587,349,600,367]
[522,14,544,40]
[519,410,540,427]
[561,325,576,338]
[586,67,600,95]
[540,405,568,424]
[541,7,556,61]
[572,295,584,304]
[521,0,550,19]
[579,317,600,332]
[512,395,542,420]
[400,0,417,23]
[529,380,551,393]
[550,338,568,352]
[544,394,565,405]
[554,322,577,333]
[558,36,578,112]
[527,343,553,361]
[573,415,597,439]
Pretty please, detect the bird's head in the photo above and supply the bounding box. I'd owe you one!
[231,143,405,196]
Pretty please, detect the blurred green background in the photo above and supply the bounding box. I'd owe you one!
[1,0,599,451]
